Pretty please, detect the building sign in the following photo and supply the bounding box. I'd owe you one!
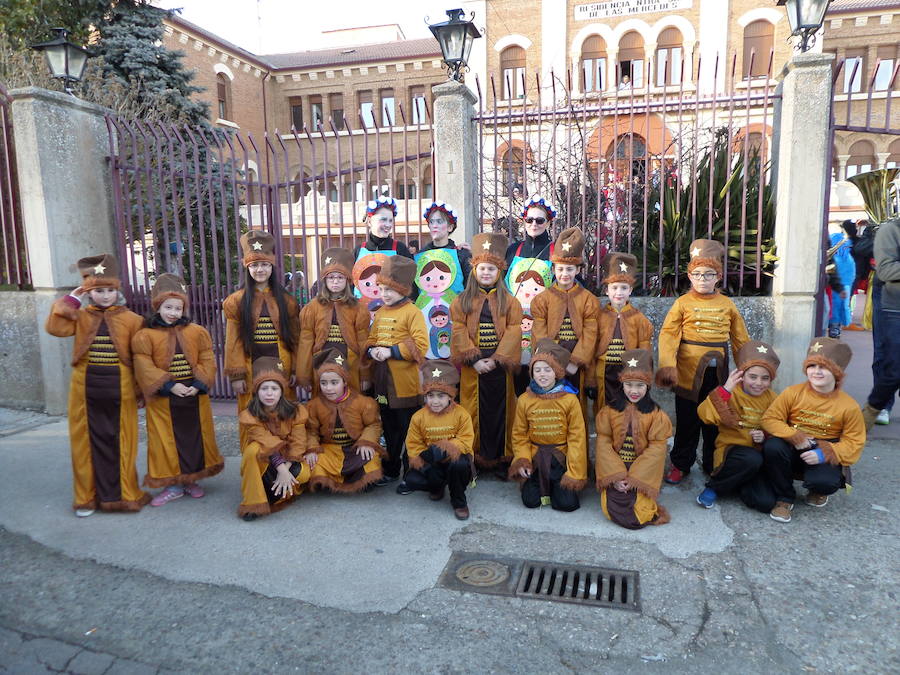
[575,0,693,21]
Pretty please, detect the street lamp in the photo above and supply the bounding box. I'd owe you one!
[777,0,831,53]
[30,28,91,95]
[428,8,481,82]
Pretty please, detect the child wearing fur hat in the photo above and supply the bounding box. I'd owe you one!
[450,232,523,475]
[595,349,673,529]
[420,201,472,284]
[589,252,653,410]
[510,339,588,512]
[224,230,300,447]
[530,227,599,421]
[132,274,224,506]
[695,341,780,510]
[758,338,866,523]
[296,248,370,396]
[305,348,385,492]
[398,360,475,519]
[45,254,149,516]
[656,239,750,484]
[237,357,311,520]
[363,255,429,484]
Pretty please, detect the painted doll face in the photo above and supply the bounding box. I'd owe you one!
[425,390,452,414]
[89,287,118,308]
[257,380,283,408]
[688,265,720,295]
[606,282,633,310]
[475,262,499,287]
[623,380,649,403]
[516,278,545,306]
[431,313,449,328]
[428,211,452,242]
[318,371,346,402]
[554,263,578,289]
[438,331,450,345]
[521,316,533,333]
[248,261,273,285]
[531,361,557,389]
[742,365,772,397]
[358,272,381,300]
[368,207,395,238]
[524,206,550,238]
[158,297,185,325]
[419,263,453,295]
[379,285,404,306]
[325,273,347,294]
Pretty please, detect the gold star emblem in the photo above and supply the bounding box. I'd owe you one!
[276,360,284,370]
[756,345,768,354]
[809,342,823,353]
[180,284,187,293]
[690,247,701,257]
[324,256,332,265]
[482,240,492,250]
[619,261,628,272]
[626,358,639,368]
[93,263,106,274]
[252,241,263,251]
[334,354,344,365]
[431,368,442,378]
[562,241,572,252]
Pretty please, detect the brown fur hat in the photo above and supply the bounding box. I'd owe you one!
[421,359,459,397]
[241,230,277,267]
[687,238,725,275]
[320,248,354,279]
[802,337,851,386]
[376,255,416,296]
[550,227,585,266]
[471,232,509,270]
[313,348,350,385]
[737,340,780,379]
[77,254,121,291]
[150,273,189,312]
[602,251,638,286]
[530,338,571,380]
[251,356,290,393]
[618,349,654,385]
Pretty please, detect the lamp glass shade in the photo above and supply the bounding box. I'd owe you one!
[436,22,466,64]
[783,0,830,33]
[66,46,89,80]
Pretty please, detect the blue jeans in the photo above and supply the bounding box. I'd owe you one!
[870,284,899,411]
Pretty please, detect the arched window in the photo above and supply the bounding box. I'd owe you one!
[291,170,311,202]
[655,28,683,86]
[500,46,526,100]
[608,133,647,181]
[421,164,433,200]
[618,31,645,88]
[216,73,232,120]
[501,147,526,197]
[581,36,607,92]
[395,167,417,200]
[846,140,876,178]
[886,138,900,168]
[742,20,774,80]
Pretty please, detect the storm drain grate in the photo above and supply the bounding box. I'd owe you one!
[437,552,640,611]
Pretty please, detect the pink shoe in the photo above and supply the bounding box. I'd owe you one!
[151,486,184,506]
[664,466,686,485]
[184,482,205,499]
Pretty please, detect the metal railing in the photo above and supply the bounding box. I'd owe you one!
[0,81,29,289]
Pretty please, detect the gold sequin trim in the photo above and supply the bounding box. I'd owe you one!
[254,316,278,344]
[558,316,576,342]
[169,352,193,381]
[605,337,625,364]
[619,434,637,463]
[477,322,498,349]
[332,426,352,447]
[88,335,119,366]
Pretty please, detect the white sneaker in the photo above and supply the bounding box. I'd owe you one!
[875,409,891,425]
[75,508,95,518]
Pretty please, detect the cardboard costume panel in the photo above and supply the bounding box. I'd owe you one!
[505,255,553,364]
[414,248,463,359]
[352,250,396,321]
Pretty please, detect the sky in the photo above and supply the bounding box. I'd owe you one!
[155,0,464,55]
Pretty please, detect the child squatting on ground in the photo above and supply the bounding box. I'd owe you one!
[510,339,588,512]
[397,359,475,520]
[695,340,780,510]
[131,274,224,506]
[305,348,385,492]
[656,238,750,484]
[758,337,866,523]
[595,349,673,529]
[45,253,149,516]
[238,357,311,521]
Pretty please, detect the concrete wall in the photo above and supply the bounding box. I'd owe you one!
[0,292,45,410]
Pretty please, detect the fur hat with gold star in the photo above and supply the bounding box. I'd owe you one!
[251,356,290,393]
[530,338,571,380]
[550,227,585,266]
[376,255,417,296]
[737,340,780,380]
[802,337,851,385]
[319,247,354,279]
[241,230,277,267]
[602,251,638,286]
[421,359,459,397]
[313,348,350,385]
[619,349,654,385]
[687,238,725,275]
[471,232,509,270]
[77,253,121,291]
[150,273,189,312]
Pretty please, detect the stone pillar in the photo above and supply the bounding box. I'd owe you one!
[10,87,117,414]
[770,53,835,386]
[837,155,850,181]
[432,80,479,241]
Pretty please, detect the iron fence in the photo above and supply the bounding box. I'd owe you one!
[107,104,434,398]
[0,81,29,289]
[474,52,780,296]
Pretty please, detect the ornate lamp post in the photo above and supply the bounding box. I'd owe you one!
[428,8,481,82]
[30,28,91,95]
[777,0,832,53]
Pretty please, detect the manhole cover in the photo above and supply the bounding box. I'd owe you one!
[438,552,640,611]
[455,560,510,586]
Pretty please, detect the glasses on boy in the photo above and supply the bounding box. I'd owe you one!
[689,272,718,281]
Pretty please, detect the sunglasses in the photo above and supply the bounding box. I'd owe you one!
[524,217,546,225]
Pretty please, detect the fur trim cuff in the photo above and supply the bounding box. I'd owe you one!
[433,439,463,462]
[655,366,678,389]
[452,347,482,367]
[508,457,532,481]
[560,474,586,492]
[143,462,224,488]
[626,475,660,499]
[709,387,741,428]
[649,504,671,526]
[597,471,628,491]
[408,453,425,470]
[817,440,840,465]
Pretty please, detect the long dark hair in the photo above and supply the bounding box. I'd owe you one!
[246,389,298,421]
[239,266,298,355]
[457,268,513,316]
